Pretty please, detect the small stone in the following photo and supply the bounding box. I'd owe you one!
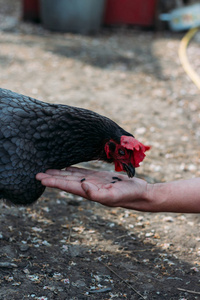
[0,262,18,268]
[19,244,29,252]
[163,216,174,222]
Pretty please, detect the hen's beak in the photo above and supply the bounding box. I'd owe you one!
[122,163,135,178]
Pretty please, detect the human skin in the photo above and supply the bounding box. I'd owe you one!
[36,167,200,213]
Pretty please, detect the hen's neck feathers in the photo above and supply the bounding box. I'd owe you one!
[36,105,130,168]
[0,88,131,169]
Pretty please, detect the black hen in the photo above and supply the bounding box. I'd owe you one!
[0,88,149,205]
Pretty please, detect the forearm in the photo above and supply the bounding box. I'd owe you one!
[36,168,200,213]
[146,178,200,213]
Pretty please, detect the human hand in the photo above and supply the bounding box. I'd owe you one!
[36,167,150,210]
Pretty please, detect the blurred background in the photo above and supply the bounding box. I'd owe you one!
[0,0,200,182]
[0,1,200,299]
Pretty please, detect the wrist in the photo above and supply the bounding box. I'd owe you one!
[144,183,168,212]
[145,181,186,213]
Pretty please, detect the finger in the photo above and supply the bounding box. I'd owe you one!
[65,166,98,176]
[36,173,77,181]
[40,177,87,198]
[36,173,52,180]
[44,174,87,182]
[46,167,95,178]
[82,182,115,204]
[46,169,72,176]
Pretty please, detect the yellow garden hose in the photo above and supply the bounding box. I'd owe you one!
[178,27,200,90]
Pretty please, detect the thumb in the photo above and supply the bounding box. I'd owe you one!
[82,182,99,200]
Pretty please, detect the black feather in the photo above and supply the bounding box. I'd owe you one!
[0,88,132,205]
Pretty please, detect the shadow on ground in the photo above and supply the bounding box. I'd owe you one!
[0,184,199,300]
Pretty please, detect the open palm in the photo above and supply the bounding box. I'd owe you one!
[36,167,148,209]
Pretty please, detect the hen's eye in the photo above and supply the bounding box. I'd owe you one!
[118,149,125,156]
[109,142,116,152]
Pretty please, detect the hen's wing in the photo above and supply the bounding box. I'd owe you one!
[0,89,48,204]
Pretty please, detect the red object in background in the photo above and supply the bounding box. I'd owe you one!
[104,0,157,26]
[22,0,40,22]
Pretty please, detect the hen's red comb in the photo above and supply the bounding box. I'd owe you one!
[121,136,150,167]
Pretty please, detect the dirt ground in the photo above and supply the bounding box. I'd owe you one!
[0,1,200,299]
